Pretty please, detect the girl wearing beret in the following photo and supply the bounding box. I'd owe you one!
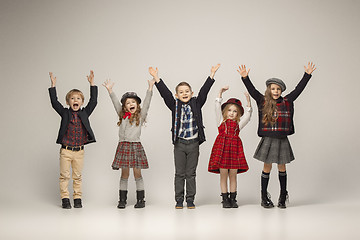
[237,62,316,208]
[103,77,155,209]
[208,86,252,208]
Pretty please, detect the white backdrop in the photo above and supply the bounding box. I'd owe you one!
[1,0,359,208]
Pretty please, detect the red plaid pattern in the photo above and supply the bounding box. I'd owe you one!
[112,142,149,169]
[208,119,248,174]
[262,98,292,132]
[62,111,88,146]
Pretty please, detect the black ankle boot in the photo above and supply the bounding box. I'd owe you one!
[62,198,71,209]
[74,198,82,208]
[134,190,145,208]
[117,190,127,209]
[229,192,238,208]
[221,193,232,208]
[278,190,289,209]
[261,191,274,208]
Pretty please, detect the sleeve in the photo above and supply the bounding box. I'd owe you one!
[140,90,153,122]
[48,87,65,116]
[215,98,223,127]
[197,77,215,108]
[238,106,252,130]
[241,76,264,103]
[109,91,122,115]
[84,85,98,116]
[155,79,176,111]
[285,73,312,102]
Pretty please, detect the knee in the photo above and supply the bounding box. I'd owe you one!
[263,163,272,173]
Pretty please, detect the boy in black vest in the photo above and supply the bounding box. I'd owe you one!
[149,65,219,209]
[49,71,97,209]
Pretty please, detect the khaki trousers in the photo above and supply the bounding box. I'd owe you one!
[59,148,84,199]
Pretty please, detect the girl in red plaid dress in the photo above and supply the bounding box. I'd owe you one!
[103,78,155,209]
[208,86,252,208]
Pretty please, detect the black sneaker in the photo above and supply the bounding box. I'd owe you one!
[74,198,82,208]
[175,200,183,209]
[62,198,71,209]
[186,201,195,209]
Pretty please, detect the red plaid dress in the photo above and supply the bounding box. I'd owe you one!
[208,119,248,174]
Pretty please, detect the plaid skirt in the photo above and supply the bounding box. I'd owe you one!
[112,141,149,170]
[253,136,294,164]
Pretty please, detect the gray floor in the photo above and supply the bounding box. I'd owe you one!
[1,198,359,240]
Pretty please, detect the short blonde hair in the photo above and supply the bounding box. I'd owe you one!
[65,89,84,104]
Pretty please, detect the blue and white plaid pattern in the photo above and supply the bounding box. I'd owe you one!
[178,104,198,138]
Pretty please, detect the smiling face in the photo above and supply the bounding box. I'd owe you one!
[225,104,239,120]
[270,84,282,100]
[66,92,84,111]
[175,85,193,103]
[124,98,138,114]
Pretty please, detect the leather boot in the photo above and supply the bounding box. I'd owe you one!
[62,198,71,209]
[261,191,274,208]
[278,190,289,209]
[229,192,238,208]
[221,193,232,208]
[117,190,127,209]
[74,198,82,208]
[134,190,145,208]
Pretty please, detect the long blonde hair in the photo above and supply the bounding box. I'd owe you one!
[117,101,142,126]
[262,85,278,126]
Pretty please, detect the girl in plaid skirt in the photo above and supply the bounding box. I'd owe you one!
[208,86,252,208]
[103,77,155,209]
[238,63,316,209]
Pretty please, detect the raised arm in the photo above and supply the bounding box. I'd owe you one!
[215,86,228,126]
[84,70,98,116]
[210,64,221,79]
[140,79,155,122]
[149,67,176,111]
[48,72,65,115]
[285,62,316,102]
[103,79,121,114]
[239,92,252,130]
[237,65,263,103]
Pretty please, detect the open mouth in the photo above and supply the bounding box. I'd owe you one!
[130,106,135,111]
[73,103,79,108]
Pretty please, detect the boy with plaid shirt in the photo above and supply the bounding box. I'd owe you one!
[149,64,220,209]
[49,71,97,209]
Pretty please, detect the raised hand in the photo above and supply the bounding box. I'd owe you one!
[210,64,221,79]
[304,62,316,75]
[87,70,95,86]
[237,65,250,78]
[148,78,156,91]
[148,67,160,82]
[49,72,56,87]
[102,79,114,94]
[244,92,251,107]
[218,85,229,98]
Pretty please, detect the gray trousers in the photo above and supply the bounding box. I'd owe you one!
[173,139,200,202]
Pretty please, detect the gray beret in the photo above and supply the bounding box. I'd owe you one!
[121,92,141,105]
[266,78,286,92]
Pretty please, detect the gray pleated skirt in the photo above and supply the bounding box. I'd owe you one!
[254,136,294,164]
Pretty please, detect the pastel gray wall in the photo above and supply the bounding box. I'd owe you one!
[0,0,359,206]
